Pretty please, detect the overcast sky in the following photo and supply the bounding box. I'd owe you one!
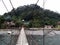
[0,0,60,15]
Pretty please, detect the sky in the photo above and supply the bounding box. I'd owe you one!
[0,0,60,15]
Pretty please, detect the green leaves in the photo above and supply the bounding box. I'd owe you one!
[0,4,60,28]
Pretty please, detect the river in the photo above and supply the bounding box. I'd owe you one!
[0,29,60,45]
[0,34,18,45]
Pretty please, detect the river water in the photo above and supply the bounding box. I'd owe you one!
[0,34,18,45]
[27,35,60,45]
[0,30,60,45]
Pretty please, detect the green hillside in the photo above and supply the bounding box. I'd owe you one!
[0,4,60,28]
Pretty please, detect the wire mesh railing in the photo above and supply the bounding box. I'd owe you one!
[26,28,60,45]
[0,34,18,45]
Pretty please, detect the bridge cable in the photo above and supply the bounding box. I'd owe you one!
[9,0,14,9]
[2,0,9,12]
[9,0,17,15]
[36,0,39,5]
[43,0,47,45]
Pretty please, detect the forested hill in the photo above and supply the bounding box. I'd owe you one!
[1,4,60,27]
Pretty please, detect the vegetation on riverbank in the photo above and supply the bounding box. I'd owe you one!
[0,4,60,28]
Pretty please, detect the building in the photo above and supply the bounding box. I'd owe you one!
[57,21,60,29]
[4,21,15,28]
[44,25,53,29]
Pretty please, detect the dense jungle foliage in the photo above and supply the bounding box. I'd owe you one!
[0,4,60,28]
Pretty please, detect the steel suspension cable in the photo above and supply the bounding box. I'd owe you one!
[9,0,17,15]
[9,0,14,9]
[36,0,39,5]
[2,0,9,12]
[43,0,47,45]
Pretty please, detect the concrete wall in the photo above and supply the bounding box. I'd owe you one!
[0,29,19,35]
[0,28,60,36]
